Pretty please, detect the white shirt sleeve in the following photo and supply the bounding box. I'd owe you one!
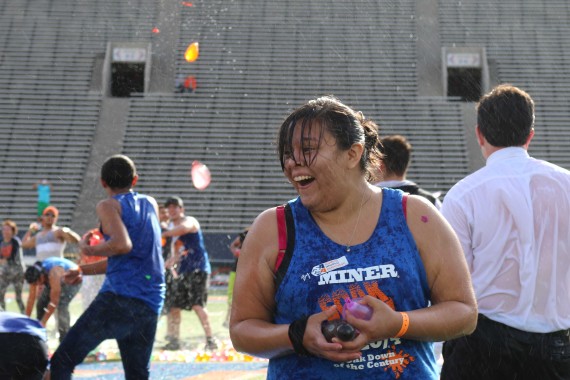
[441,195,473,269]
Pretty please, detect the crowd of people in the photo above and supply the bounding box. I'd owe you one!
[1,84,569,379]
[0,155,218,379]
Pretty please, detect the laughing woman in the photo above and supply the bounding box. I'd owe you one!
[229,96,477,379]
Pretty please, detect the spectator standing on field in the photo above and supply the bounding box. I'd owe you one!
[22,206,81,261]
[440,84,570,379]
[162,196,217,351]
[0,219,26,313]
[33,179,51,220]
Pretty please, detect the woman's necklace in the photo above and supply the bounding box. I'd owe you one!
[344,191,372,252]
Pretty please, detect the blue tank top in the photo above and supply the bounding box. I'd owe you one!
[174,221,211,274]
[42,257,77,272]
[100,192,165,314]
[0,312,47,341]
[268,188,438,379]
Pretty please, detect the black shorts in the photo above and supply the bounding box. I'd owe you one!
[170,271,209,310]
[0,333,48,380]
[162,269,176,314]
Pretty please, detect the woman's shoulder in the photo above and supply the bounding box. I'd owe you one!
[252,206,279,230]
[243,207,281,260]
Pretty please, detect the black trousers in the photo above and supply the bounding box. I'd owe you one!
[441,314,570,380]
[0,333,49,380]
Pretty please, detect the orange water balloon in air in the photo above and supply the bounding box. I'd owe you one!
[184,42,199,62]
[191,160,211,190]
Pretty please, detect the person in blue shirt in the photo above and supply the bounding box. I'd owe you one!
[0,219,26,313]
[50,154,165,380]
[33,179,51,220]
[0,311,48,380]
[24,257,81,342]
[161,196,217,351]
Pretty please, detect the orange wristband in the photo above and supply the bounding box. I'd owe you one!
[395,312,409,338]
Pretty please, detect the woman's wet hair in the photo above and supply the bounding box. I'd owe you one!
[24,261,45,284]
[277,96,382,180]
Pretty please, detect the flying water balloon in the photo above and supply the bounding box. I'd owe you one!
[191,160,211,190]
[184,42,199,62]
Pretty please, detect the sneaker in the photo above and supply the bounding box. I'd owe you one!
[204,337,218,351]
[161,341,180,351]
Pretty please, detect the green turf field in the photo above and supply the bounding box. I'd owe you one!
[3,284,233,352]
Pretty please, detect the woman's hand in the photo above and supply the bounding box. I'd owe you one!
[302,306,363,362]
[339,296,402,350]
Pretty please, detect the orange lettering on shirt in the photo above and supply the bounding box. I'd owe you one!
[384,345,415,379]
[318,281,396,318]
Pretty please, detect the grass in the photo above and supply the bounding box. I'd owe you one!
[3,284,233,352]
[4,284,269,379]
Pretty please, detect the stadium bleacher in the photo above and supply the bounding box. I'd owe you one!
[1,0,569,262]
[439,0,570,169]
[0,0,157,228]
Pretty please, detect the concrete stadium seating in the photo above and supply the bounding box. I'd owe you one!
[1,0,569,261]
[439,0,570,169]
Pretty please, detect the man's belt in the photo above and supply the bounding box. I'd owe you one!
[478,314,570,343]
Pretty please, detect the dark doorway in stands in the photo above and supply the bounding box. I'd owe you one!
[111,62,145,97]
[447,67,482,102]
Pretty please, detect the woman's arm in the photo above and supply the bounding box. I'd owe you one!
[406,195,478,340]
[25,283,38,316]
[344,196,477,347]
[40,267,64,326]
[229,208,288,358]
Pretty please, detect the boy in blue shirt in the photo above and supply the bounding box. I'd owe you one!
[50,154,165,380]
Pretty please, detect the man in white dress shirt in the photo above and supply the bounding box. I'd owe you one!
[440,84,570,379]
